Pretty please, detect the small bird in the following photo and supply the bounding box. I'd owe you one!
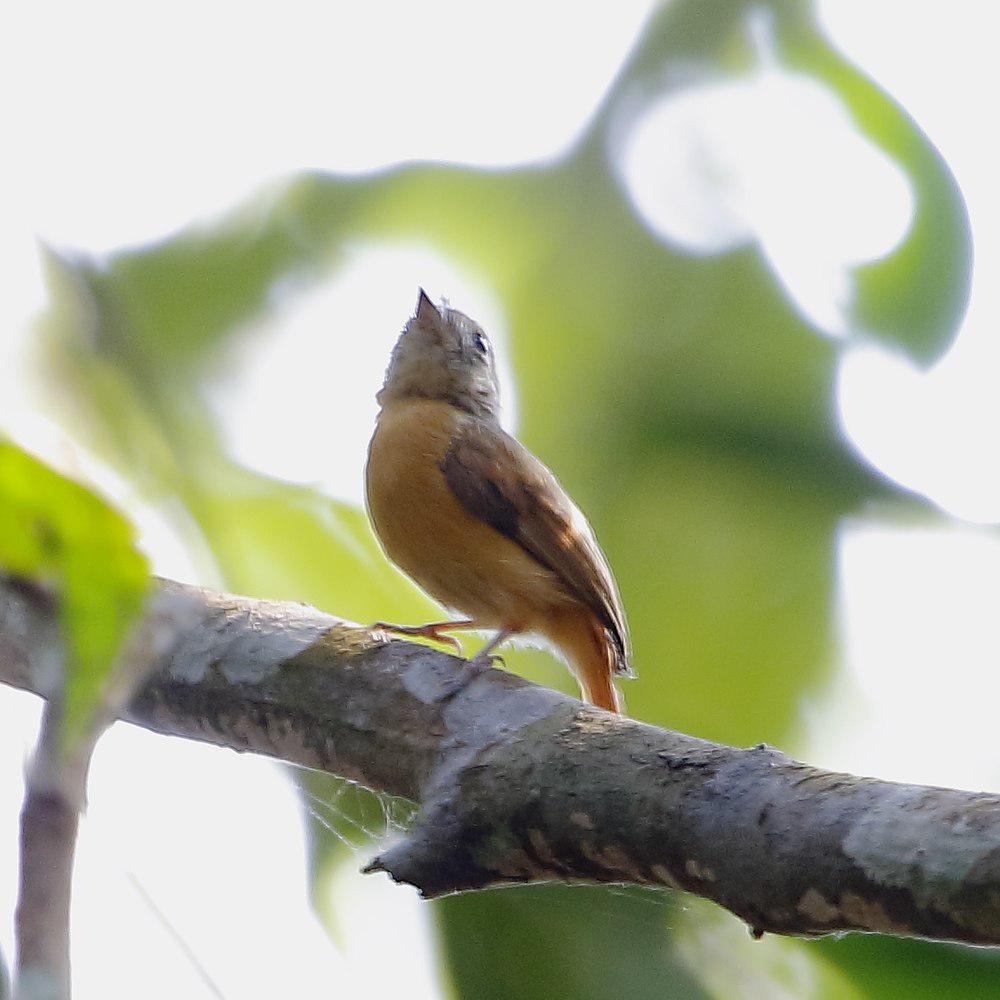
[365,290,632,713]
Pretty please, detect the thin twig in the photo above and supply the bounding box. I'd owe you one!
[10,583,194,1000]
[125,874,227,1000]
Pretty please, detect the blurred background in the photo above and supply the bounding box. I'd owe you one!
[3,0,1000,996]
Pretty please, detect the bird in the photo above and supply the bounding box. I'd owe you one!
[365,289,632,713]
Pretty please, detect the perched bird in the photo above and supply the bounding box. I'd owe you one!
[365,290,632,713]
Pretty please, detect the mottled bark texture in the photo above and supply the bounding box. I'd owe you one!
[3,574,1000,946]
[15,768,78,1000]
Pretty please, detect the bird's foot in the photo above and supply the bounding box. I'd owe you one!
[431,650,502,703]
[370,620,472,653]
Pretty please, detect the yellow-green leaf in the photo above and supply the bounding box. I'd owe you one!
[0,441,150,749]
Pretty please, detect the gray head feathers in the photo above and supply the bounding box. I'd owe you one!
[377,289,501,420]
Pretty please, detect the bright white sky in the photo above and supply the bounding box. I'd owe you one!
[2,1,1000,995]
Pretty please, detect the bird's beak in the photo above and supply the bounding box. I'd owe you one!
[416,287,441,324]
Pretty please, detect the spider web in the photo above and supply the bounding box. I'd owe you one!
[291,765,416,858]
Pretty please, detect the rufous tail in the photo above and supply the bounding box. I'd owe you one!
[544,609,622,714]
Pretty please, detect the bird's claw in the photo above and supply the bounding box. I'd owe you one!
[422,627,463,653]
[431,652,500,703]
[370,621,463,653]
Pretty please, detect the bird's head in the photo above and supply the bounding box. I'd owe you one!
[377,290,501,419]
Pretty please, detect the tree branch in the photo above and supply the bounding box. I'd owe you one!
[15,715,79,1000]
[3,574,1000,946]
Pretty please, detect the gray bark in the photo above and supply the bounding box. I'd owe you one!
[15,728,79,1000]
[2,574,1000,946]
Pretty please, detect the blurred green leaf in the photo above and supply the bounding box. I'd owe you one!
[777,5,972,360]
[673,901,862,1000]
[437,885,707,1000]
[819,934,1000,999]
[604,445,842,745]
[196,475,433,621]
[0,441,149,749]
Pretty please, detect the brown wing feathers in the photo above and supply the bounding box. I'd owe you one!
[440,422,632,676]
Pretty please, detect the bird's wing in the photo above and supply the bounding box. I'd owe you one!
[440,420,632,675]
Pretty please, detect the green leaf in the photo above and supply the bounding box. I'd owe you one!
[673,901,862,1000]
[777,4,972,362]
[0,441,149,749]
[817,934,1000,1000]
[436,885,708,1000]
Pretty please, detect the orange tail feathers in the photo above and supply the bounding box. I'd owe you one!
[544,609,623,715]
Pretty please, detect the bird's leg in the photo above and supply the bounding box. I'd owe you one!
[432,627,515,703]
[370,619,477,653]
[472,627,513,668]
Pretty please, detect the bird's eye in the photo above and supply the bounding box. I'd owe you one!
[473,332,489,354]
